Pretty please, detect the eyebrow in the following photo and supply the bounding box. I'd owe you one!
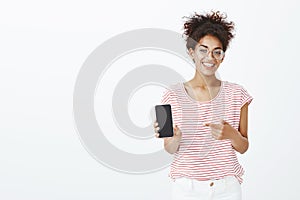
[199,45,223,50]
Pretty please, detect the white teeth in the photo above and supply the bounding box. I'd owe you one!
[203,62,214,67]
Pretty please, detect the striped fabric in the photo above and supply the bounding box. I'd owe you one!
[161,81,253,183]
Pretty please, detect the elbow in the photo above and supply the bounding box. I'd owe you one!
[239,143,249,154]
[239,149,247,154]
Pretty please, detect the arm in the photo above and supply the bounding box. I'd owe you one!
[163,126,181,154]
[230,103,249,154]
[154,123,182,154]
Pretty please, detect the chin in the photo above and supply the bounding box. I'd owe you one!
[196,68,217,77]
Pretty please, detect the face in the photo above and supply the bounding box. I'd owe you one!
[189,35,224,77]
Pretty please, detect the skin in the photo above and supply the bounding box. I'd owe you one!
[154,35,250,154]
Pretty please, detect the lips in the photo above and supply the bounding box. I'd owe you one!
[202,62,215,68]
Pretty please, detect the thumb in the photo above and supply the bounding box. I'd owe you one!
[173,125,178,131]
[173,125,180,136]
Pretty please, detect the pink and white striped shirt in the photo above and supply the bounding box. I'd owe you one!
[161,81,253,183]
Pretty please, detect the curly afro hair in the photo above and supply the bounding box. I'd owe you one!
[183,11,235,52]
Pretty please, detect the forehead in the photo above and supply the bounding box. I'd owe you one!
[197,35,223,49]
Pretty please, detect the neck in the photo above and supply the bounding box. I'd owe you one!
[190,71,220,88]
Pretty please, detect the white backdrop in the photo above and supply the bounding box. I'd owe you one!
[1,0,300,199]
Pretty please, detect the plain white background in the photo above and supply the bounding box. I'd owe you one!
[1,0,300,199]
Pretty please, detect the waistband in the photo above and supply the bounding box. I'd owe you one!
[172,176,239,188]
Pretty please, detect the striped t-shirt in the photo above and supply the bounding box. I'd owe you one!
[161,81,253,183]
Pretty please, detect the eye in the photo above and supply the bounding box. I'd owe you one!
[199,48,208,54]
[213,50,224,56]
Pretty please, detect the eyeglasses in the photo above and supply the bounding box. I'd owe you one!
[198,46,225,60]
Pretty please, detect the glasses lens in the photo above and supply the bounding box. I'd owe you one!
[198,46,224,60]
[213,49,224,60]
[199,47,208,55]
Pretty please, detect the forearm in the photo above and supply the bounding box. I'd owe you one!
[230,129,249,154]
[164,137,180,154]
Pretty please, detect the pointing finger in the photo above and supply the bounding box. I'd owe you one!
[203,123,210,126]
[220,119,228,125]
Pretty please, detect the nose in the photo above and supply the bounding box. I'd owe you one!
[206,50,214,59]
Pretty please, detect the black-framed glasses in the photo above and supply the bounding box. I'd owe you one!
[198,46,225,60]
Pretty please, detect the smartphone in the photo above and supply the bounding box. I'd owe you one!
[155,104,174,138]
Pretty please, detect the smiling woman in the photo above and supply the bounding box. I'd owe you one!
[191,35,224,77]
[154,11,253,200]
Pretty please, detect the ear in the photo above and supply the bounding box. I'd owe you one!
[188,48,195,61]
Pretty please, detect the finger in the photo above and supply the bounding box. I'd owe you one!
[173,125,181,136]
[155,133,160,138]
[173,125,178,132]
[211,130,220,140]
[155,127,160,133]
[220,119,228,125]
[204,122,215,128]
[153,122,158,128]
[210,129,218,138]
[173,125,177,135]
[209,123,222,130]
[203,123,210,126]
[210,126,222,133]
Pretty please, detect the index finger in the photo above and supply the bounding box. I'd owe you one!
[204,122,222,130]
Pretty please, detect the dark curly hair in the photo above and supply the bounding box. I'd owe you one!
[183,11,235,52]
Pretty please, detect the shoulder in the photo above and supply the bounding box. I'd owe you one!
[223,81,243,89]
[163,82,183,94]
[160,82,183,103]
[222,81,248,93]
[222,80,253,106]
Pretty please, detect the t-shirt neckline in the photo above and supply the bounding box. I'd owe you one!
[180,81,225,104]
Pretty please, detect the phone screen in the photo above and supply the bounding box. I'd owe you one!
[155,104,174,138]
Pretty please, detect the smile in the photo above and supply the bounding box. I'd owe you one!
[202,62,215,68]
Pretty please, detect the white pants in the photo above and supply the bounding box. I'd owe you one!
[171,176,242,200]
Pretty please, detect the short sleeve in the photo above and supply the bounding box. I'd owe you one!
[159,86,180,126]
[240,86,253,108]
[161,88,174,105]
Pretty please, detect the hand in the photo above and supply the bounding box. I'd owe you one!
[153,121,182,142]
[204,120,238,140]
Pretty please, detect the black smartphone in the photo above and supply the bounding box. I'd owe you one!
[155,104,174,138]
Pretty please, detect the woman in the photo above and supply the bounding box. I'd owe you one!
[154,11,253,200]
